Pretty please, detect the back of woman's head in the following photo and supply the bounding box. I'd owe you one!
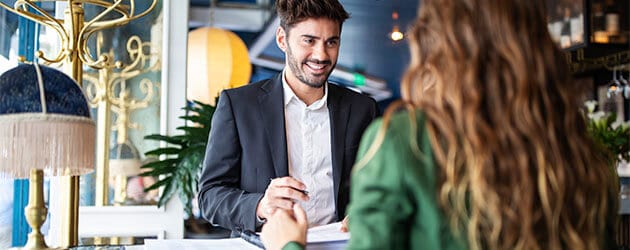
[400,0,616,249]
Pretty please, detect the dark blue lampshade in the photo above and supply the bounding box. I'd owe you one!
[0,64,90,117]
[0,64,95,179]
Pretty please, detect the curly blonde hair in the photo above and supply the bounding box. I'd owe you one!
[374,0,616,249]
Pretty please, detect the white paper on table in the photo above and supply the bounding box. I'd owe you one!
[307,222,350,243]
[143,222,350,250]
[143,238,260,250]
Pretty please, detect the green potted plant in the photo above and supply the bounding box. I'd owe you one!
[139,100,216,217]
[584,100,630,165]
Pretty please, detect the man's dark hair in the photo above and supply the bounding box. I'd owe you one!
[275,0,350,32]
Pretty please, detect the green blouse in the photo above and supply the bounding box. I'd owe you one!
[283,111,466,250]
[343,111,465,250]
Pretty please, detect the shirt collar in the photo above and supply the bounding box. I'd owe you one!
[282,69,328,109]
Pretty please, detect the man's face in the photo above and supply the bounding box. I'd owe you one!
[276,18,341,88]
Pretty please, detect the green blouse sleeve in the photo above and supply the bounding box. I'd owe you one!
[345,115,422,249]
[281,241,305,250]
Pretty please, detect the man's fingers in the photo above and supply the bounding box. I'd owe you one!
[265,207,276,216]
[270,208,292,221]
[292,203,308,226]
[271,176,306,190]
[268,197,294,210]
[279,187,309,201]
[268,186,309,201]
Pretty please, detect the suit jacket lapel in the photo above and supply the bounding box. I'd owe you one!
[328,84,349,204]
[258,74,289,177]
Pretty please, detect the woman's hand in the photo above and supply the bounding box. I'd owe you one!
[261,203,308,250]
[340,216,349,232]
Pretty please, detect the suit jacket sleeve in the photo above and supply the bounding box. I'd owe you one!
[197,91,263,231]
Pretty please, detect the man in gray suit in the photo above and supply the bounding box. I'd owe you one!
[198,0,378,232]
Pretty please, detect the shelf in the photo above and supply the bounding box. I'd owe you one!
[568,46,629,74]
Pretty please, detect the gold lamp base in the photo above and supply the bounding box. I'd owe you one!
[10,237,60,250]
[10,169,61,250]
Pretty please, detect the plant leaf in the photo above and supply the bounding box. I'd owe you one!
[144,134,186,146]
[157,179,176,208]
[140,158,179,170]
[145,176,173,192]
[139,165,178,177]
[144,147,182,156]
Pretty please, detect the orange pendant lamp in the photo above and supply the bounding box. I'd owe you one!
[187,27,252,106]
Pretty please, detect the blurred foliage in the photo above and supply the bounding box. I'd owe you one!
[140,100,215,216]
[584,100,630,164]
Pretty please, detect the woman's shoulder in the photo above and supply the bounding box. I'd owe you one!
[364,109,426,142]
[356,109,430,169]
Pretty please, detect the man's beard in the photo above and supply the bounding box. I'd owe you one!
[286,45,335,88]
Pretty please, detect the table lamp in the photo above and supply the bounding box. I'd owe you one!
[109,140,141,205]
[0,63,95,249]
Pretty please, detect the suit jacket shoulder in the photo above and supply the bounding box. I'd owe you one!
[222,75,281,102]
[327,83,379,122]
[328,83,377,105]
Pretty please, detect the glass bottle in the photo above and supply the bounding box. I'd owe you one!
[592,2,608,43]
[560,6,572,48]
[604,0,620,36]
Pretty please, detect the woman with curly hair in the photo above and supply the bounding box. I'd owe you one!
[261,0,618,249]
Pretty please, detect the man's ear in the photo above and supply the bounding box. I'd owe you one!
[276,27,287,52]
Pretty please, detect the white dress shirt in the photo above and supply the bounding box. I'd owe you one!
[282,71,336,227]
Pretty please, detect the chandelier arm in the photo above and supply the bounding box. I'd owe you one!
[35,49,66,64]
[28,20,69,64]
[137,78,155,105]
[76,0,126,67]
[114,37,142,74]
[119,69,143,81]
[110,104,122,114]
[138,42,159,71]
[2,1,69,43]
[108,90,122,107]
[83,75,102,106]
[77,29,110,68]
[77,0,128,11]
[126,36,142,64]
[15,0,69,37]
[120,0,157,25]
[2,1,73,65]
[106,77,120,104]
[83,15,133,33]
[81,0,125,32]
[81,0,154,35]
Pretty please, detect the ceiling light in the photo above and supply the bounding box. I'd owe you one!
[389,8,404,42]
[390,26,404,41]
